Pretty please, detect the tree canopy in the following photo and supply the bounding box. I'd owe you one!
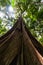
[0,0,43,45]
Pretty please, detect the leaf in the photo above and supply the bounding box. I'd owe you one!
[11,0,16,7]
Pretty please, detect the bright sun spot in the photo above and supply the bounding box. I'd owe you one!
[0,11,5,19]
[8,6,14,13]
[41,0,43,2]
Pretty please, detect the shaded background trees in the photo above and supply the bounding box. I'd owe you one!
[0,0,43,45]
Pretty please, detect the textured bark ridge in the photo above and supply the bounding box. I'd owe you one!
[0,17,43,65]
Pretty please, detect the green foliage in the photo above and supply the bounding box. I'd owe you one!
[38,8,43,20]
[11,0,16,7]
[0,0,43,45]
[0,0,11,6]
[0,19,7,36]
